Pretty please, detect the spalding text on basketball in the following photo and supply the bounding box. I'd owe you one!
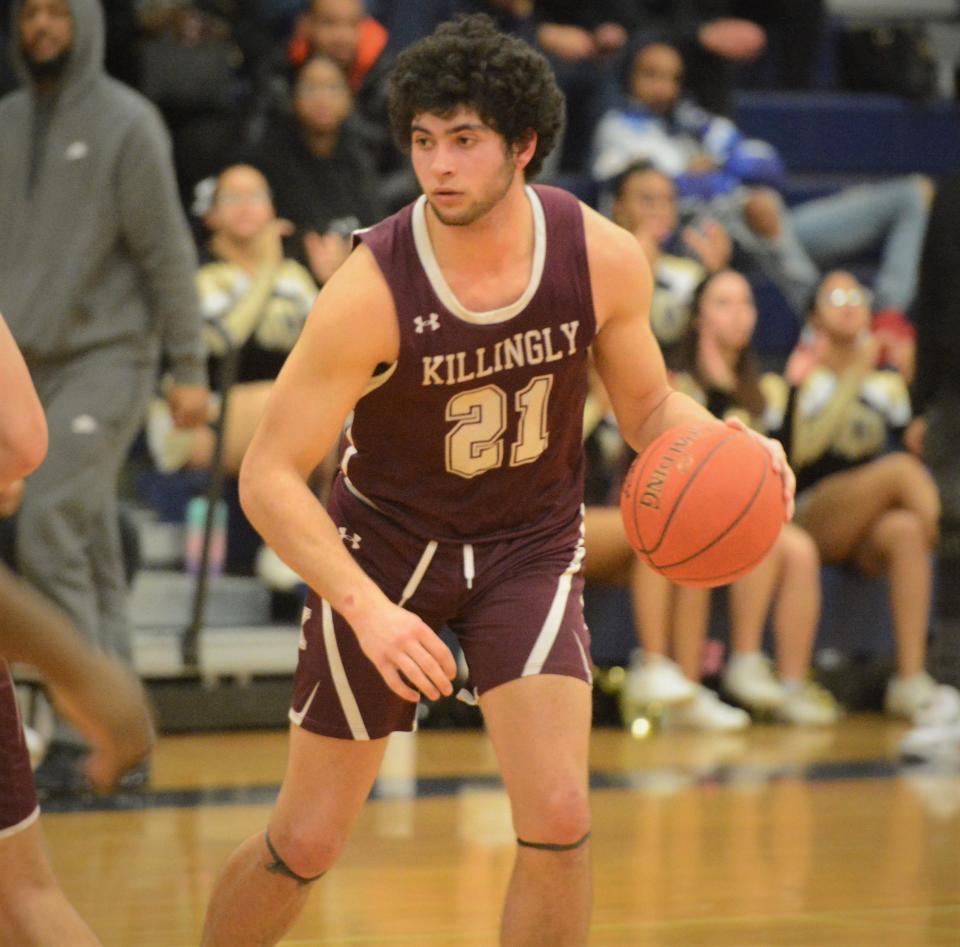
[640,432,699,509]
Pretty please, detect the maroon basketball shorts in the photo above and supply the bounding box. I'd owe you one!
[0,663,39,839]
[290,491,593,740]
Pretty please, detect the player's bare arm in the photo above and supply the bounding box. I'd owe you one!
[585,208,712,449]
[0,313,47,486]
[239,245,457,702]
[585,208,795,514]
[0,564,154,792]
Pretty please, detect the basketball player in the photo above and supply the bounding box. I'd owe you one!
[200,16,795,946]
[0,312,155,946]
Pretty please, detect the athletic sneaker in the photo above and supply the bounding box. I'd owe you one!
[146,398,195,473]
[661,685,751,732]
[23,725,47,769]
[255,544,305,593]
[623,654,697,707]
[899,721,960,763]
[722,651,787,711]
[774,680,842,726]
[885,672,960,725]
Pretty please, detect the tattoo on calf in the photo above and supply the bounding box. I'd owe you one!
[264,831,326,886]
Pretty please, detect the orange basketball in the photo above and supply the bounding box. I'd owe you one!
[620,422,785,588]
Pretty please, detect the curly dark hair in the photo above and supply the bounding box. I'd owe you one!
[387,14,565,180]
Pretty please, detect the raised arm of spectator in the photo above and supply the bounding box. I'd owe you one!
[0,313,47,487]
[678,103,784,189]
[116,107,209,421]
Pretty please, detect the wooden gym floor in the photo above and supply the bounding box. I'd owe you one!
[41,717,960,946]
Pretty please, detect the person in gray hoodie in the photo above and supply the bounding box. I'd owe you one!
[0,0,207,790]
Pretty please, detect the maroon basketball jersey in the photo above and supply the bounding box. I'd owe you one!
[341,184,597,542]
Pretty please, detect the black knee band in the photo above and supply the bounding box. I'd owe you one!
[517,830,591,852]
[264,832,326,886]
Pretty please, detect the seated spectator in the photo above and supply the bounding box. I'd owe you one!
[771,270,960,726]
[373,0,537,54]
[609,159,730,366]
[149,164,317,477]
[585,270,839,729]
[135,3,250,200]
[243,52,382,285]
[614,1,768,116]
[531,0,627,173]
[592,40,934,319]
[253,0,406,197]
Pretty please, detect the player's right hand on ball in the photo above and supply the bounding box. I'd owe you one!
[354,603,457,702]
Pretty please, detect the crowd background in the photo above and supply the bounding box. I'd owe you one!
[1,0,960,778]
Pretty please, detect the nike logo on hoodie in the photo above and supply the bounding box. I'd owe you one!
[65,141,89,161]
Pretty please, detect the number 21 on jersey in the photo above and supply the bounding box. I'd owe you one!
[445,375,553,479]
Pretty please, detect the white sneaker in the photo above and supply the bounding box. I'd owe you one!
[722,652,787,711]
[146,399,195,473]
[23,725,47,769]
[624,654,697,706]
[774,680,842,726]
[662,685,751,732]
[255,545,304,592]
[899,721,960,763]
[885,672,960,725]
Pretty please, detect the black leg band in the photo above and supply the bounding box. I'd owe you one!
[517,830,592,852]
[264,831,326,886]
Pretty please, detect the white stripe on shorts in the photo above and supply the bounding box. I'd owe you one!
[522,521,587,677]
[0,805,39,841]
[321,599,370,740]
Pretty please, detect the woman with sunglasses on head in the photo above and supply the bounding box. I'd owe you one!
[774,270,958,726]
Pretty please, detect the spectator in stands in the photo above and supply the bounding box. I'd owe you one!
[592,39,934,320]
[626,2,825,114]
[585,270,840,729]
[613,1,767,116]
[531,1,625,173]
[251,0,405,196]
[372,0,537,54]
[243,52,382,285]
[135,3,251,201]
[0,0,207,792]
[148,164,317,479]
[610,160,730,366]
[772,270,960,726]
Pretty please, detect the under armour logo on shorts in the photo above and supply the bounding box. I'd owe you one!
[414,313,440,333]
[339,527,362,550]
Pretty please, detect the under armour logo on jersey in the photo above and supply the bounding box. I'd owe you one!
[414,313,440,334]
[339,527,362,550]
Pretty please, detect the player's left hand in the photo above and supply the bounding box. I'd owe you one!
[725,417,795,520]
[167,383,209,429]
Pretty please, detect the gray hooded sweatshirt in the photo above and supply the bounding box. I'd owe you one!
[0,0,205,384]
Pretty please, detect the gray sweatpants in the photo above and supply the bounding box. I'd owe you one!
[711,175,930,316]
[15,343,154,669]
